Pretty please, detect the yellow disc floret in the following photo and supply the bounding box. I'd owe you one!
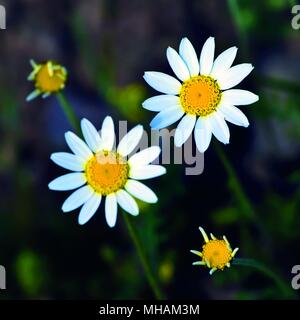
[202,239,232,270]
[85,151,129,195]
[26,60,67,102]
[191,226,239,275]
[34,61,67,93]
[180,76,221,117]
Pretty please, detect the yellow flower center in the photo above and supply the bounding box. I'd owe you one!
[85,151,129,195]
[179,75,221,117]
[202,239,232,270]
[35,62,67,93]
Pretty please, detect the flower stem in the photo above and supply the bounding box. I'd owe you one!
[233,258,296,298]
[214,143,256,221]
[123,214,165,300]
[56,92,81,133]
[227,0,249,58]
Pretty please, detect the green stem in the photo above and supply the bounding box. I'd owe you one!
[233,258,296,298]
[214,143,256,221]
[227,0,249,58]
[123,214,165,300]
[56,92,164,299]
[56,92,81,133]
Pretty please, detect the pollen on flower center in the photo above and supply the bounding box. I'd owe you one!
[179,75,221,117]
[202,239,232,270]
[35,62,67,93]
[85,151,129,195]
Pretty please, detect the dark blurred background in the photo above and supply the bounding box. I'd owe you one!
[0,0,300,299]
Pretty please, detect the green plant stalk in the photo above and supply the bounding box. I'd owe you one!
[233,258,295,298]
[56,92,80,133]
[124,214,165,300]
[214,143,256,221]
[56,92,164,299]
[227,0,249,58]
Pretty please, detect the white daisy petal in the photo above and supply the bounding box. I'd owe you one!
[174,114,196,147]
[179,37,199,76]
[128,146,161,167]
[221,89,259,106]
[117,125,143,157]
[50,152,84,171]
[194,117,212,153]
[125,179,158,204]
[26,89,40,102]
[142,95,180,112]
[62,185,94,212]
[166,47,190,81]
[200,37,215,75]
[116,189,139,216]
[65,131,93,161]
[143,71,182,95]
[217,64,254,90]
[210,46,238,79]
[101,116,115,151]
[42,93,50,99]
[218,104,249,127]
[129,165,166,180]
[105,193,118,228]
[48,173,86,191]
[78,193,101,225]
[150,105,184,130]
[81,118,102,153]
[208,111,230,144]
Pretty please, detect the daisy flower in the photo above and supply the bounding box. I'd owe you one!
[143,37,259,152]
[191,226,239,275]
[48,116,166,227]
[26,60,67,102]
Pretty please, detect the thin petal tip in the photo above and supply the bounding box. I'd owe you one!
[149,195,159,204]
[61,205,70,213]
[246,64,254,71]
[107,222,116,228]
[64,131,72,138]
[149,120,158,130]
[174,140,181,148]
[48,182,55,190]
[102,115,113,125]
[136,124,143,130]
[81,118,88,124]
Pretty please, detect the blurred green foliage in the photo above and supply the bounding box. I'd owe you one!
[15,250,46,298]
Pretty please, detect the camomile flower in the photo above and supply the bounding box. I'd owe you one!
[26,60,67,102]
[190,226,239,275]
[48,116,166,227]
[143,37,259,152]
